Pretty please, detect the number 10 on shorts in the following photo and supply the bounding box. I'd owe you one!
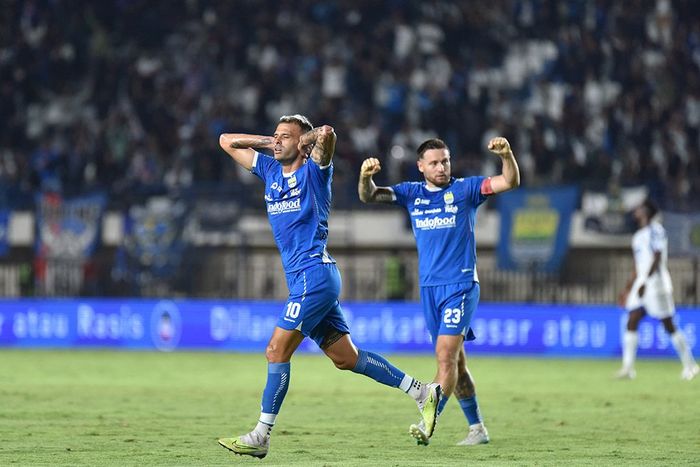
[443,308,461,324]
[286,302,301,319]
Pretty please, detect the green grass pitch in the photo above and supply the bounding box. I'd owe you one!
[0,350,698,466]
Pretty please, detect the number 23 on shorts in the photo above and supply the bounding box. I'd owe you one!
[443,308,462,324]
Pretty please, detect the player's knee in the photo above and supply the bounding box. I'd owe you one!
[265,344,286,363]
[662,319,676,334]
[435,348,459,372]
[328,350,358,370]
[332,356,356,371]
[626,312,643,331]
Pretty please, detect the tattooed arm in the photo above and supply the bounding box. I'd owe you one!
[298,125,336,167]
[218,133,275,171]
[358,157,395,204]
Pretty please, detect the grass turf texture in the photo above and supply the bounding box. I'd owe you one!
[0,350,698,466]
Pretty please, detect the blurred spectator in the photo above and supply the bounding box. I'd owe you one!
[1,0,699,209]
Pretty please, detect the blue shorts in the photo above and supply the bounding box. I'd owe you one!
[278,263,350,348]
[420,281,480,344]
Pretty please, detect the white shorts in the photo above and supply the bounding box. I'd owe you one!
[626,287,675,319]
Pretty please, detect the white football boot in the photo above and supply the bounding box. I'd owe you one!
[681,364,699,381]
[457,423,490,446]
[614,367,636,379]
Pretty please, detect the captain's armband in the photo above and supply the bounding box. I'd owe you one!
[480,177,494,196]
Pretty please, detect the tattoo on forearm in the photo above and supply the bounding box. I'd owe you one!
[375,191,393,203]
[310,131,335,166]
[230,138,272,149]
[359,178,393,204]
[358,177,373,201]
[300,128,320,147]
[310,144,325,163]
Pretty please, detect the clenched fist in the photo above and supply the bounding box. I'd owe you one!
[488,137,512,157]
[360,157,382,177]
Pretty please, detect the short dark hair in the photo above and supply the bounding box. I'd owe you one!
[642,198,659,218]
[279,114,313,133]
[417,138,448,159]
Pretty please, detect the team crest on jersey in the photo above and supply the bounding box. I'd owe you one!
[443,192,454,204]
[287,175,297,188]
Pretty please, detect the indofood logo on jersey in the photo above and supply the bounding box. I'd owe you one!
[267,198,301,215]
[415,215,456,230]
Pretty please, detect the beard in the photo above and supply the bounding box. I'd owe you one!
[427,173,449,187]
[274,148,301,165]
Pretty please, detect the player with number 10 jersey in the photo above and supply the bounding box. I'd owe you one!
[215,115,441,459]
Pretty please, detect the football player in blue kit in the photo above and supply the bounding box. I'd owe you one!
[358,137,520,446]
[216,115,441,459]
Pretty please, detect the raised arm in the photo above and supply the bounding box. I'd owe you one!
[218,133,275,171]
[485,137,520,195]
[299,125,336,167]
[358,157,395,204]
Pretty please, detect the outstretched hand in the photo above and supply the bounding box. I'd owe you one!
[360,157,382,177]
[488,137,512,157]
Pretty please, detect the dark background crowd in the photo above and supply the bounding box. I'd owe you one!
[2,0,700,210]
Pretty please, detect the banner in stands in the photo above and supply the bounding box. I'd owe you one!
[112,198,187,293]
[34,193,107,295]
[497,186,578,272]
[0,300,697,358]
[35,193,107,259]
[665,211,700,257]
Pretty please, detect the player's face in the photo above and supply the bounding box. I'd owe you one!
[418,148,451,187]
[273,122,304,165]
[633,205,648,226]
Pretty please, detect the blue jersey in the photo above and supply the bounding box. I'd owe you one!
[391,176,487,286]
[251,152,335,273]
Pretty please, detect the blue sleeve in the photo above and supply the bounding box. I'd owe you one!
[391,182,412,207]
[250,152,278,183]
[307,159,333,187]
[462,176,488,207]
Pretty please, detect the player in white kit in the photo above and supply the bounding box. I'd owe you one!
[617,199,699,380]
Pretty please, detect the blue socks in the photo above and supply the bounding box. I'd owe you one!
[438,395,483,426]
[259,362,291,427]
[351,349,406,388]
[438,395,449,416]
[458,395,482,425]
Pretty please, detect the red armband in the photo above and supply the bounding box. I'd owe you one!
[480,177,494,195]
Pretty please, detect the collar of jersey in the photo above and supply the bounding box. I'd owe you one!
[423,177,454,192]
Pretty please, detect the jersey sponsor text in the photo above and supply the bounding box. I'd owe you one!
[415,215,456,230]
[267,198,302,215]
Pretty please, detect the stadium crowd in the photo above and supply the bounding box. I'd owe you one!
[1,0,700,209]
